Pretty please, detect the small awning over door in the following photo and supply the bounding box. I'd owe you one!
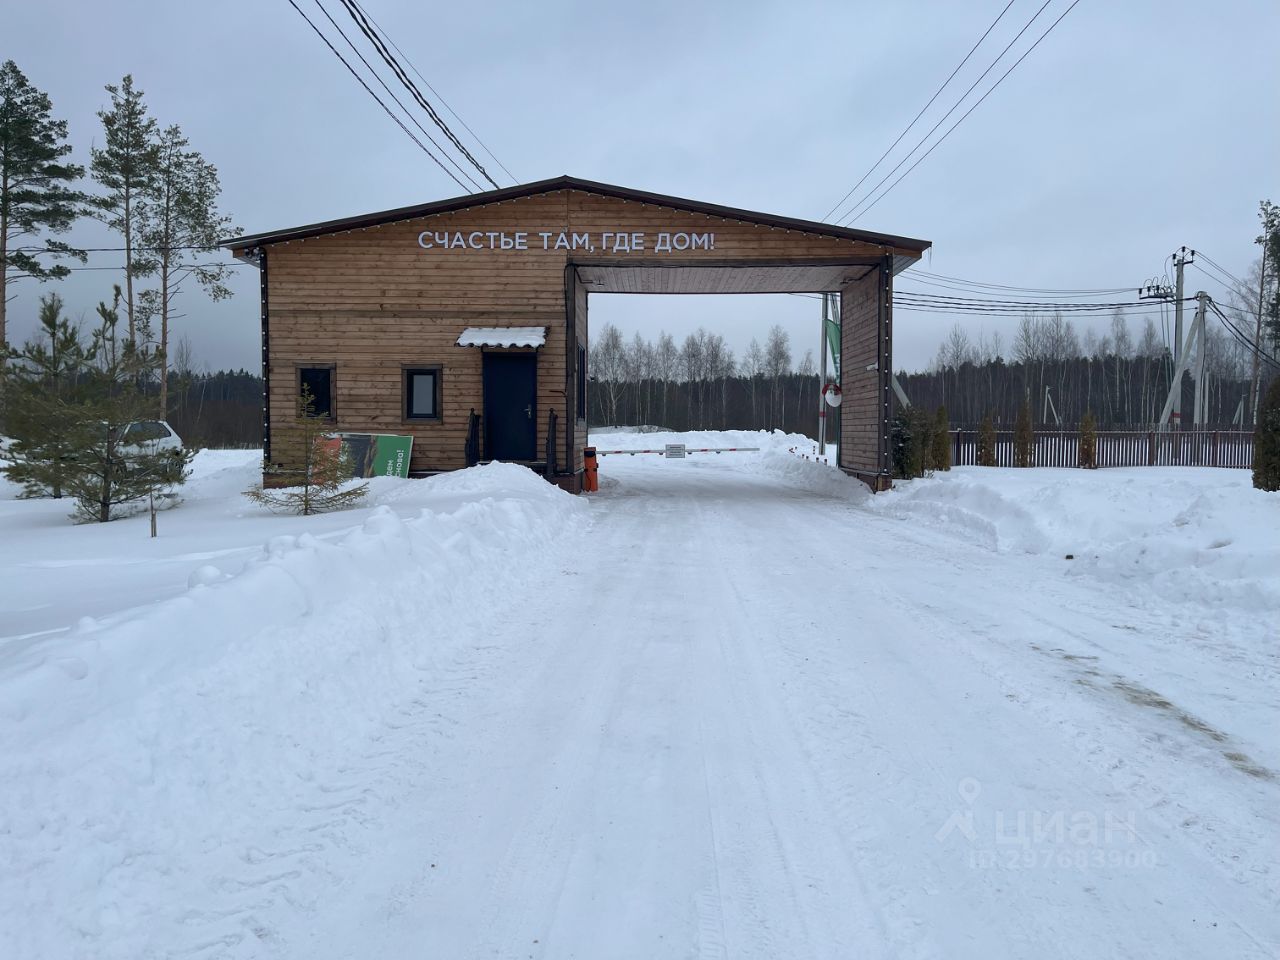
[456,326,547,348]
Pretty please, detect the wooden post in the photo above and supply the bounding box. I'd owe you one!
[1147,431,1156,466]
[1212,430,1219,468]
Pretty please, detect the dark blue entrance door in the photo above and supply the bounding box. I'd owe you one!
[482,352,537,461]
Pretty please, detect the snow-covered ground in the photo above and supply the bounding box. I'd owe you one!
[1,434,1276,958]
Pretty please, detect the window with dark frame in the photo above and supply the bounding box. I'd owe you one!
[576,343,587,421]
[298,366,334,418]
[404,367,441,420]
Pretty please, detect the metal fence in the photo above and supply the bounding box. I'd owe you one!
[950,429,1254,469]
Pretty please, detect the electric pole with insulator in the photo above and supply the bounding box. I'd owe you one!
[1139,249,1195,428]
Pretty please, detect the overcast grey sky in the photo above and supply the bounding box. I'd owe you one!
[6,0,1278,373]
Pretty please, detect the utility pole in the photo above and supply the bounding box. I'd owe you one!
[1171,247,1195,428]
[1143,250,1196,428]
[1139,274,1175,426]
[1157,290,1207,429]
[1043,385,1061,426]
[1192,291,1208,426]
[1250,242,1268,426]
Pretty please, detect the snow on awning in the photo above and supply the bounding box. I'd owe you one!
[456,326,547,348]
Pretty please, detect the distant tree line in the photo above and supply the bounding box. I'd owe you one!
[165,362,262,448]
[587,322,833,437]
[903,305,1275,429]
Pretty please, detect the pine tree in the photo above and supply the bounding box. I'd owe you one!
[902,405,934,477]
[890,409,913,479]
[1258,201,1280,349]
[136,124,238,418]
[245,386,368,515]
[89,75,159,343]
[1014,400,1034,467]
[1252,377,1280,492]
[977,412,997,466]
[0,60,85,363]
[0,293,92,496]
[932,405,951,471]
[1078,409,1098,469]
[61,286,192,523]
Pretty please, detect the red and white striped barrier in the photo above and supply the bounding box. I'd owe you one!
[594,446,761,456]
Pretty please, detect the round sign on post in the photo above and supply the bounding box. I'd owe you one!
[823,383,843,407]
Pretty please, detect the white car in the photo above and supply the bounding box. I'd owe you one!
[121,420,184,455]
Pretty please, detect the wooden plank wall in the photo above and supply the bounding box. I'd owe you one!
[263,192,570,475]
[838,266,887,484]
[257,188,914,477]
[572,273,589,473]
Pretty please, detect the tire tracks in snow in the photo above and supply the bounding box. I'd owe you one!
[763,491,1279,957]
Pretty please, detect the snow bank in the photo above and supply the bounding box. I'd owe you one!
[0,462,586,956]
[869,466,1280,611]
[0,462,583,742]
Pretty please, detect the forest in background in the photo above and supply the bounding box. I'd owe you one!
[586,306,1275,436]
[87,304,1276,453]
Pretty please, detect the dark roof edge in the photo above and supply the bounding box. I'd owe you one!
[220,175,931,254]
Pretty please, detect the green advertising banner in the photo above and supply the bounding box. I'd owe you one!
[825,317,841,379]
[336,434,413,478]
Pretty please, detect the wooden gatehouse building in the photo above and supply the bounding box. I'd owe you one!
[223,176,930,491]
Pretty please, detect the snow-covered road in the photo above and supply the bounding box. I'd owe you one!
[2,444,1276,958]
[228,458,1277,957]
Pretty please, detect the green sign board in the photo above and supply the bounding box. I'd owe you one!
[336,433,413,478]
[825,317,841,379]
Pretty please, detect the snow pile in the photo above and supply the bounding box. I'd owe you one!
[869,466,1279,611]
[2,450,582,642]
[753,449,870,500]
[0,461,585,956]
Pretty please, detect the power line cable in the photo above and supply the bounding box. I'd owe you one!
[54,262,250,272]
[284,0,471,192]
[1191,257,1254,302]
[909,268,1130,294]
[833,0,1056,225]
[821,0,1017,222]
[338,0,500,189]
[909,274,1132,299]
[1209,300,1279,368]
[18,245,222,253]
[846,0,1082,224]
[309,0,484,191]
[896,290,1192,309]
[894,304,1184,319]
[1197,250,1247,288]
[350,0,517,184]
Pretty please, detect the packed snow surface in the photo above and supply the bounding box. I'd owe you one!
[1,433,1277,958]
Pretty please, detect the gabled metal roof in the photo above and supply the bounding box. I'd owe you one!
[220,175,930,255]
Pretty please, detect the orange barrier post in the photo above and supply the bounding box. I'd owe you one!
[583,446,598,493]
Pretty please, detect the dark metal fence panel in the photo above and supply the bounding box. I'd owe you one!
[946,428,1252,469]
